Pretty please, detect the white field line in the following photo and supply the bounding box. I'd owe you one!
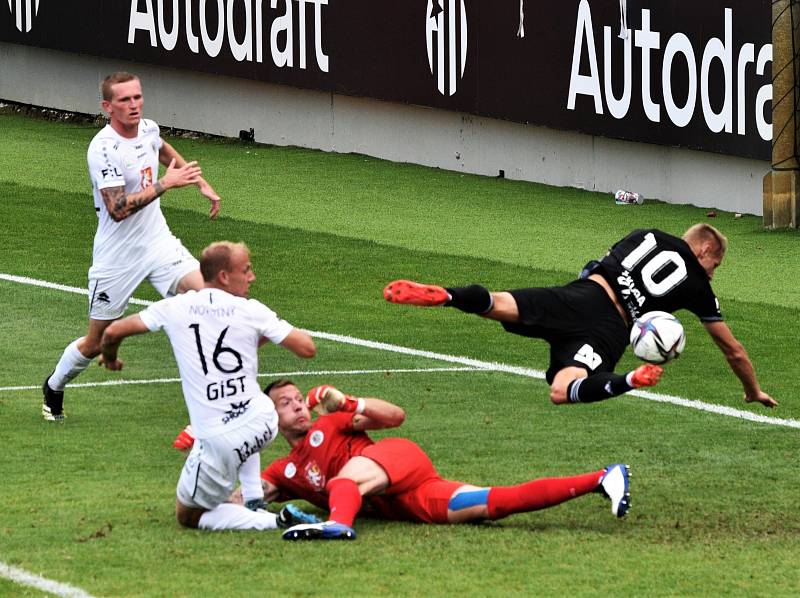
[3,273,799,430]
[0,561,96,598]
[0,366,486,392]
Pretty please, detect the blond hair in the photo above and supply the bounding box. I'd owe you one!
[683,223,728,256]
[101,72,138,101]
[200,241,251,282]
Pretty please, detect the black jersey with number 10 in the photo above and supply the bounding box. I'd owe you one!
[596,229,723,324]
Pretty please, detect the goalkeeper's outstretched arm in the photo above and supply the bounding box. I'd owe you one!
[351,397,406,431]
[306,385,405,430]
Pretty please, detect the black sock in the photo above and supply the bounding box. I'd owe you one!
[444,285,494,314]
[566,373,633,403]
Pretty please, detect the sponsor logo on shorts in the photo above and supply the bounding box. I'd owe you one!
[233,427,273,465]
[309,430,324,448]
[284,462,297,479]
[95,291,110,304]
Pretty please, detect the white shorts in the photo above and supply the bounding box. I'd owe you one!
[88,241,199,320]
[176,409,278,510]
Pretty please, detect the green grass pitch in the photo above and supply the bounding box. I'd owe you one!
[0,111,799,596]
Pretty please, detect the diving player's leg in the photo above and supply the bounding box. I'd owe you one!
[550,364,663,405]
[384,279,521,322]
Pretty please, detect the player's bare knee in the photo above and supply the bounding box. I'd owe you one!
[176,511,202,529]
[78,337,103,358]
[175,501,203,528]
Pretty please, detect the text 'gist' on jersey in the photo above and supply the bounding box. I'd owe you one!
[596,229,722,323]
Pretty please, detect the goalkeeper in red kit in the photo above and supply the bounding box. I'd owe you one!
[214,380,635,540]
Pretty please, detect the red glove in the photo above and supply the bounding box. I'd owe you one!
[306,385,365,415]
[173,425,195,451]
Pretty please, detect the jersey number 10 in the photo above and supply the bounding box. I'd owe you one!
[620,232,688,297]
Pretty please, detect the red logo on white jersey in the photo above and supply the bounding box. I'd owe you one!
[140,166,153,188]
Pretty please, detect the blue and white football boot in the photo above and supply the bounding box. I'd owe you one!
[599,464,631,518]
[276,504,322,528]
[282,520,357,540]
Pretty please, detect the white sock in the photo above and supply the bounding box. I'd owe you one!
[198,503,278,531]
[239,453,264,504]
[49,338,92,391]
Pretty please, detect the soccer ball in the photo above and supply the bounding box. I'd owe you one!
[629,311,686,364]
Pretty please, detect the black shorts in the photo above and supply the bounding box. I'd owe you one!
[502,279,628,383]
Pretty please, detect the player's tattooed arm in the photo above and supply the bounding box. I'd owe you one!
[101,183,164,222]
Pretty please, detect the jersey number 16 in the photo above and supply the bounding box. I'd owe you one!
[188,324,244,375]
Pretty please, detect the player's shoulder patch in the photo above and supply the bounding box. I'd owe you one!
[309,430,324,448]
[140,119,160,136]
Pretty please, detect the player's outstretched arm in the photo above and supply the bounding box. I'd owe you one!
[277,329,317,358]
[351,397,406,431]
[99,314,152,371]
[703,321,777,408]
[160,140,221,219]
[306,385,405,430]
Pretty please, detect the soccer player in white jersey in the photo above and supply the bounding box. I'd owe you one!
[99,241,318,531]
[42,71,222,421]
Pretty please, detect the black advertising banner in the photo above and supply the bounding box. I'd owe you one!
[0,0,771,159]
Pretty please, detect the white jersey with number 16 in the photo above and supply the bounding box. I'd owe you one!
[138,288,293,438]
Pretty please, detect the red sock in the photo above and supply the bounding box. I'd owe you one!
[487,470,604,520]
[326,478,362,527]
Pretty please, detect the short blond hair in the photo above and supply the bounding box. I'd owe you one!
[683,223,728,255]
[200,241,250,282]
[101,72,139,102]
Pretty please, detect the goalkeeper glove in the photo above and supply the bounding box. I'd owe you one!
[306,385,365,415]
[173,425,195,451]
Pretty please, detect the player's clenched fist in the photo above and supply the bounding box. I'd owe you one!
[306,385,365,415]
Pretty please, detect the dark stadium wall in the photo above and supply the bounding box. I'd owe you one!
[0,1,771,214]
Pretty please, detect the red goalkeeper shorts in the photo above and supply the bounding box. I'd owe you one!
[362,438,465,524]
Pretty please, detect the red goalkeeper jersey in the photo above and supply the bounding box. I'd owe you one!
[262,411,373,510]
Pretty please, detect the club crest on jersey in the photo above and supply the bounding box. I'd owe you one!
[304,461,325,490]
[284,462,297,479]
[309,430,324,448]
